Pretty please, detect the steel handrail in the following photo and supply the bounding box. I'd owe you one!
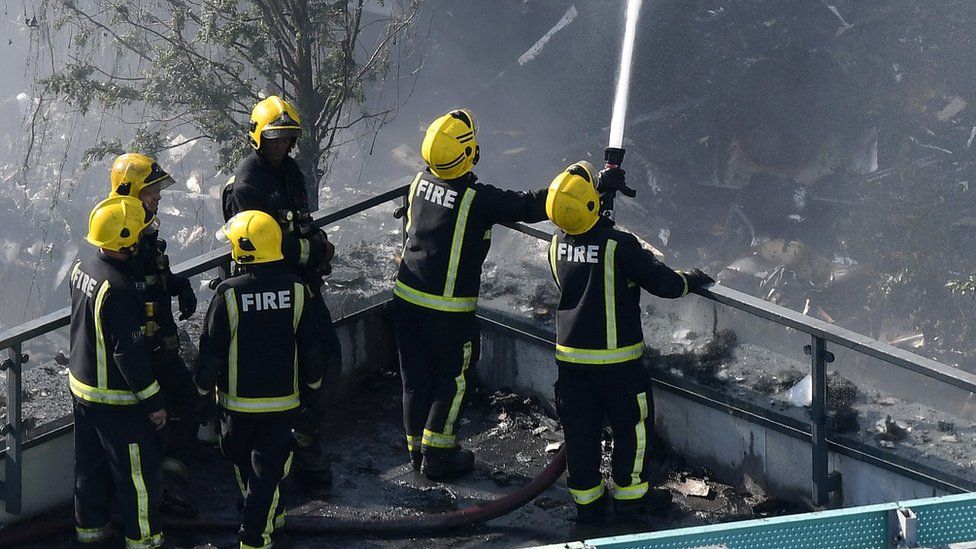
[0,185,410,351]
[2,183,975,511]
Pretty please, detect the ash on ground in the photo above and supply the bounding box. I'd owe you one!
[24,369,807,548]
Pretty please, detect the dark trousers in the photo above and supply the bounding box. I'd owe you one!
[219,410,295,548]
[296,292,340,430]
[393,300,480,453]
[73,400,164,547]
[555,361,654,505]
[153,350,199,465]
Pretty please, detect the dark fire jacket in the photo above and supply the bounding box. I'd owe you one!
[549,219,689,366]
[195,265,323,414]
[68,252,164,410]
[394,170,547,313]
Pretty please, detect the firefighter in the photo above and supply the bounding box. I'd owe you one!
[394,108,549,479]
[194,209,324,549]
[69,195,166,548]
[545,162,714,522]
[222,96,338,486]
[108,152,200,517]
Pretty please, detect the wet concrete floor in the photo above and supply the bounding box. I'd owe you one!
[21,367,803,548]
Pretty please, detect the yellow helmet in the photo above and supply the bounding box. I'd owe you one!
[249,96,302,150]
[109,153,174,198]
[86,195,155,253]
[217,210,284,264]
[421,109,479,179]
[546,161,600,235]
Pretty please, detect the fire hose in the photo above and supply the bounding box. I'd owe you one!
[0,447,567,545]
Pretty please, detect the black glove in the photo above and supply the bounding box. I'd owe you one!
[597,167,626,193]
[598,167,637,198]
[176,281,197,321]
[681,268,715,292]
[307,229,335,276]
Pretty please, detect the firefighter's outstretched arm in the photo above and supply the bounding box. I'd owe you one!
[619,235,714,298]
[483,184,549,225]
[107,288,166,414]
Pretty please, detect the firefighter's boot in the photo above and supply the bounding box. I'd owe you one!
[613,487,673,516]
[572,491,610,524]
[293,431,332,486]
[420,446,475,480]
[160,457,198,518]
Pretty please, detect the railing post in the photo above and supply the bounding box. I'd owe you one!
[809,335,841,506]
[1,344,25,514]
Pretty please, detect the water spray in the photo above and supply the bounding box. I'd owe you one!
[602,0,643,219]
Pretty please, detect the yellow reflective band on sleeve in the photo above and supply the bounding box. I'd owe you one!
[555,341,644,365]
[217,391,301,414]
[631,392,649,486]
[443,188,476,297]
[677,270,689,297]
[604,239,618,350]
[93,281,111,389]
[225,288,239,396]
[69,372,154,405]
[422,428,456,449]
[570,482,606,505]
[232,463,247,498]
[612,480,649,501]
[305,378,322,390]
[548,235,560,288]
[406,434,421,452]
[76,524,112,543]
[292,283,305,383]
[124,533,164,549]
[127,443,152,543]
[483,228,492,240]
[393,280,478,312]
[402,172,423,254]
[298,239,310,265]
[292,283,305,331]
[443,341,472,436]
[134,380,161,401]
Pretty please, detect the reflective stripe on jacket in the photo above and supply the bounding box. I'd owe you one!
[68,254,164,410]
[395,170,547,313]
[549,220,688,366]
[195,266,323,414]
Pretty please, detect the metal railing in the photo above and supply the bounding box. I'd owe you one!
[2,184,976,513]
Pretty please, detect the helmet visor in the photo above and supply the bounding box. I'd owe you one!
[144,162,175,191]
[261,127,302,141]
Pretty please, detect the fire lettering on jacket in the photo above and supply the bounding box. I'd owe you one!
[416,179,457,208]
[70,264,99,298]
[241,290,292,312]
[557,243,600,264]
